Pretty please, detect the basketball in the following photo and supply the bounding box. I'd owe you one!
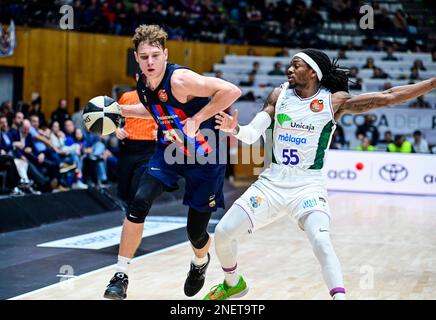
[82,96,122,135]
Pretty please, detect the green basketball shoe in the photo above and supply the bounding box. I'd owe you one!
[203,276,248,300]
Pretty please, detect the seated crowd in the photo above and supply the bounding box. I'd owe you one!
[330,115,433,154]
[0,97,117,196]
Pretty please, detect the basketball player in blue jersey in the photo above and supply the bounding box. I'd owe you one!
[103,25,241,300]
[204,49,436,300]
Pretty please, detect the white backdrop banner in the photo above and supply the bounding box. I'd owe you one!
[338,108,436,145]
[324,150,436,196]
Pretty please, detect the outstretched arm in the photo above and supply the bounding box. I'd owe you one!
[215,87,281,144]
[119,103,153,119]
[332,76,436,120]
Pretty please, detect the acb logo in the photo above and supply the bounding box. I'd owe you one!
[327,169,357,180]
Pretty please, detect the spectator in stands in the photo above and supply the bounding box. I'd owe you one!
[382,46,398,61]
[409,95,431,108]
[29,115,60,155]
[0,101,14,125]
[29,115,72,176]
[11,119,60,191]
[344,41,354,51]
[387,135,414,153]
[382,82,393,90]
[49,121,87,189]
[337,48,347,60]
[246,5,262,22]
[0,115,22,194]
[431,47,436,62]
[71,106,86,132]
[406,15,418,34]
[0,116,13,154]
[63,120,77,144]
[374,39,385,52]
[392,10,408,32]
[375,7,395,32]
[330,124,347,149]
[411,59,426,71]
[214,70,223,79]
[239,71,257,87]
[29,95,47,129]
[1,115,42,194]
[412,130,429,153]
[348,66,362,90]
[15,101,30,118]
[379,130,394,145]
[362,57,376,69]
[356,136,376,151]
[76,128,108,187]
[409,67,422,80]
[113,1,128,35]
[329,0,353,22]
[249,61,260,75]
[267,62,285,76]
[372,67,389,79]
[356,114,380,146]
[238,91,256,101]
[50,99,71,131]
[10,111,24,130]
[168,25,185,41]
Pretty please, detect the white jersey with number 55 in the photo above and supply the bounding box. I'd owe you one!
[272,82,336,170]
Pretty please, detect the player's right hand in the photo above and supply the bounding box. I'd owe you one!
[215,110,238,133]
[116,128,129,140]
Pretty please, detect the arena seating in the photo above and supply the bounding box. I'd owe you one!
[206,50,436,104]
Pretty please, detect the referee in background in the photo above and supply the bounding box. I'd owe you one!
[116,74,157,210]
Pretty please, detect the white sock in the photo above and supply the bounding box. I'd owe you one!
[333,292,346,300]
[116,255,131,276]
[193,254,209,266]
[223,264,239,287]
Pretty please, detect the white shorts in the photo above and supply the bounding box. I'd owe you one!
[234,163,331,231]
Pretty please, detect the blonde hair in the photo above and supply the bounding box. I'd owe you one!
[133,25,168,50]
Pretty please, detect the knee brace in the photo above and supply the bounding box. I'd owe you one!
[186,208,211,249]
[126,195,152,223]
[126,174,164,224]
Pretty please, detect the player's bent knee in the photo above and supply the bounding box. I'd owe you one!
[214,223,232,242]
[186,208,212,249]
[187,229,209,249]
[126,196,152,224]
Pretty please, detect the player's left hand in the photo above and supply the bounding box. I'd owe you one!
[182,117,200,138]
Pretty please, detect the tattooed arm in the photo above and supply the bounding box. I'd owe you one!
[332,76,436,121]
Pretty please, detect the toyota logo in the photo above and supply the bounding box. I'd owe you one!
[379,164,408,183]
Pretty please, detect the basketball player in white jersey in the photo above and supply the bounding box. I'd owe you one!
[204,49,436,300]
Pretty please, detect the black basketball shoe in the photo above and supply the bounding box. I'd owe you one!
[184,253,211,297]
[104,272,129,300]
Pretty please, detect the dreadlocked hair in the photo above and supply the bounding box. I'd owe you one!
[321,57,350,93]
[301,48,350,93]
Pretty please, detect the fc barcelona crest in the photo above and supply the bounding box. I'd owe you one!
[310,99,324,113]
[158,89,168,102]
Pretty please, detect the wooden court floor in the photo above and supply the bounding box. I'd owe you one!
[13,192,436,300]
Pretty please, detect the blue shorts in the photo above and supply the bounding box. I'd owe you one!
[146,149,226,212]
